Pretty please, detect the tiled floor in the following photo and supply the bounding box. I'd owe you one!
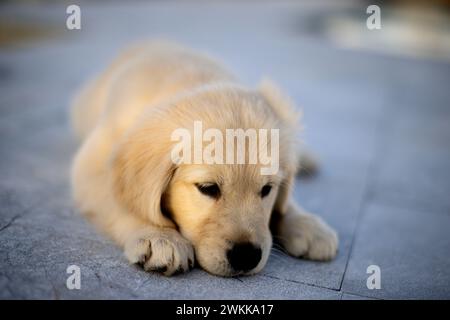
[1,1,449,299]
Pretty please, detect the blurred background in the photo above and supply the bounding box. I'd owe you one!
[0,0,449,299]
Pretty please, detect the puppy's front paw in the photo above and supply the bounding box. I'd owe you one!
[124,227,194,276]
[278,211,338,261]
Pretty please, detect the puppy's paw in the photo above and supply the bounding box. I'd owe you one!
[278,211,338,261]
[124,227,195,276]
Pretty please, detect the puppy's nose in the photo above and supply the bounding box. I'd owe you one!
[227,242,262,272]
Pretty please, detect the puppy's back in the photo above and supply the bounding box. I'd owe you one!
[70,42,235,141]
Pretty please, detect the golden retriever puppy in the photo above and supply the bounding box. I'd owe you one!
[70,42,338,277]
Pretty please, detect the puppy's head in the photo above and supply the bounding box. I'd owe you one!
[166,163,281,276]
[112,81,299,276]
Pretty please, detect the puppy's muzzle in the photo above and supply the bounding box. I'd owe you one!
[226,242,262,273]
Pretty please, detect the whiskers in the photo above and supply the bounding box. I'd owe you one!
[269,242,290,262]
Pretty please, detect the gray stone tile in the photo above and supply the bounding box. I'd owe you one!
[130,272,341,300]
[261,169,366,290]
[260,68,384,290]
[263,233,352,291]
[0,185,342,299]
[0,202,340,299]
[341,293,377,300]
[1,2,375,298]
[0,229,127,299]
[370,61,450,213]
[0,180,44,231]
[0,156,58,230]
[342,203,450,299]
[0,120,75,231]
[372,108,450,212]
[1,0,450,300]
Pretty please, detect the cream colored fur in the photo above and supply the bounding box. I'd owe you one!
[70,42,338,276]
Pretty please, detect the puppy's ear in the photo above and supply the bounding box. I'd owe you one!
[274,169,295,212]
[258,77,302,128]
[259,78,300,220]
[111,122,177,228]
[270,169,296,235]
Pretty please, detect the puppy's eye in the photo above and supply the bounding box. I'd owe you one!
[260,184,272,198]
[196,183,221,199]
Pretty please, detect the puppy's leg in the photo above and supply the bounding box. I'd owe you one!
[123,222,195,275]
[72,129,194,276]
[88,208,194,276]
[272,201,338,261]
